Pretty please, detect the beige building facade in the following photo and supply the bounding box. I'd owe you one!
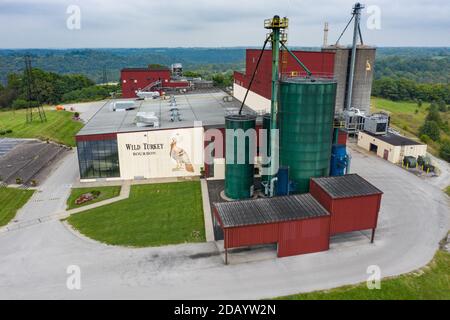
[358,132,427,164]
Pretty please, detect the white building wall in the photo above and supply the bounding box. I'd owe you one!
[357,132,427,164]
[117,128,204,180]
[233,83,271,114]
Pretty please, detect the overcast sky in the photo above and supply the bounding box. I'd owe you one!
[0,0,449,48]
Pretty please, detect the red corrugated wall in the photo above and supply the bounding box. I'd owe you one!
[75,133,117,142]
[236,49,335,100]
[121,69,171,98]
[225,223,279,248]
[278,216,330,257]
[215,208,331,258]
[309,180,382,236]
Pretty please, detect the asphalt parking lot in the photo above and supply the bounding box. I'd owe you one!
[0,138,26,157]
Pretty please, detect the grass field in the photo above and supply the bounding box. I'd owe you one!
[0,109,83,146]
[445,186,450,197]
[0,187,34,227]
[372,97,450,156]
[276,250,450,300]
[66,186,121,210]
[67,181,205,247]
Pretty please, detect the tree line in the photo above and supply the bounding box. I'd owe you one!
[372,77,450,105]
[0,68,118,110]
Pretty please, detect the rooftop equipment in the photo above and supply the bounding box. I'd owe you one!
[225,114,257,200]
[363,113,389,135]
[171,63,183,77]
[279,78,337,193]
[343,107,365,134]
[135,112,160,128]
[112,101,136,112]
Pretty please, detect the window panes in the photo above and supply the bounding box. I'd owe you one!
[77,139,120,179]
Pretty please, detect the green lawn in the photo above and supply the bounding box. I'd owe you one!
[66,186,122,210]
[0,187,34,227]
[372,97,450,156]
[445,186,450,197]
[67,181,205,247]
[0,109,83,146]
[276,250,450,300]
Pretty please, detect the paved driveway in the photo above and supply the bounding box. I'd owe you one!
[0,147,448,299]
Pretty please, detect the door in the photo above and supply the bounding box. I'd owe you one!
[383,149,389,160]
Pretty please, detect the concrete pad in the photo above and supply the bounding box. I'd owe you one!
[215,240,278,265]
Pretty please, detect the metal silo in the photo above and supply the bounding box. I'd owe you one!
[279,78,337,193]
[225,114,257,200]
[261,113,271,184]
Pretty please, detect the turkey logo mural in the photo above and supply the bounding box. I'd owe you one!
[170,133,194,173]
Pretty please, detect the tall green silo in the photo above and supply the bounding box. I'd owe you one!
[261,113,271,183]
[225,114,257,200]
[279,78,337,193]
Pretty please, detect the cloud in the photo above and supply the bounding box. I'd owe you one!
[0,0,448,48]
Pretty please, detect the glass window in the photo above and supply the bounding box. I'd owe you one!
[77,138,120,179]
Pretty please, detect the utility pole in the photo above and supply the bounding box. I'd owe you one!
[24,55,47,123]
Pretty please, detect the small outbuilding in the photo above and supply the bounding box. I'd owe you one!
[310,174,383,242]
[214,194,331,263]
[357,131,427,164]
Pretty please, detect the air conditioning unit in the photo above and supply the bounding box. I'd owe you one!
[136,112,160,128]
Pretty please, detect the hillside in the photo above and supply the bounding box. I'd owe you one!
[0,47,448,84]
[371,98,450,156]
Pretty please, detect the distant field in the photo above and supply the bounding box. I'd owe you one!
[0,187,34,226]
[67,181,205,247]
[372,97,450,156]
[0,109,82,146]
[276,250,450,300]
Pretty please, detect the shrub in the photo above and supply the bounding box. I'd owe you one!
[420,134,431,144]
[419,121,441,141]
[439,140,450,162]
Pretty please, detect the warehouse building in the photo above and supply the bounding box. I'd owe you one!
[357,131,427,164]
[75,90,252,181]
[233,46,375,115]
[121,67,190,99]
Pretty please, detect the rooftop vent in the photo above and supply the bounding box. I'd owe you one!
[136,112,160,128]
[111,100,136,112]
[170,108,182,122]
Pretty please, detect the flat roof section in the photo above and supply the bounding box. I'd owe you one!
[363,131,424,146]
[214,194,330,228]
[77,89,254,136]
[311,174,383,199]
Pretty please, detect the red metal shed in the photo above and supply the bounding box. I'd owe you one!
[310,174,383,242]
[214,194,331,263]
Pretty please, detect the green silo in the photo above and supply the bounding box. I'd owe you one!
[261,113,271,183]
[225,114,257,200]
[279,78,337,193]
